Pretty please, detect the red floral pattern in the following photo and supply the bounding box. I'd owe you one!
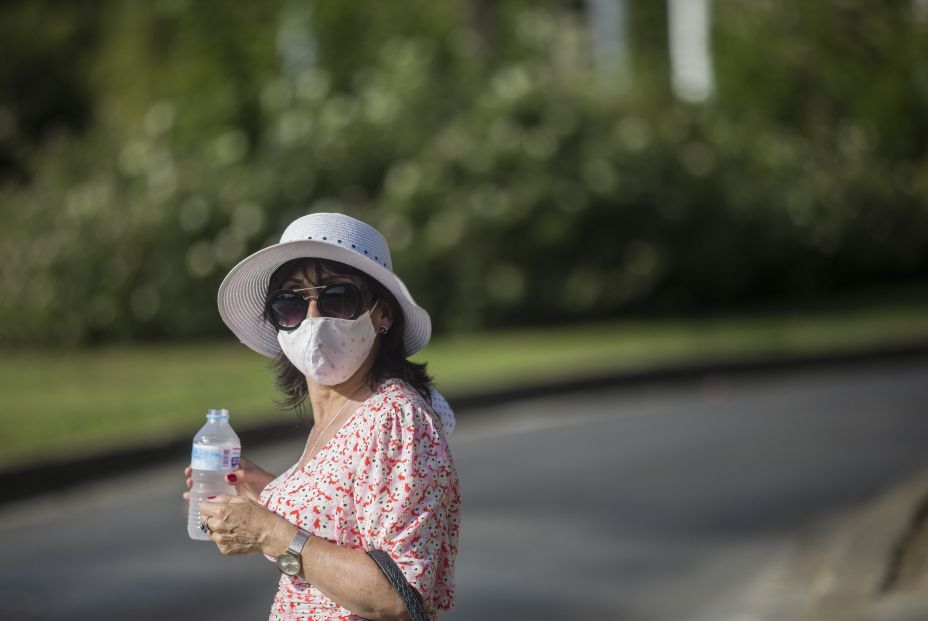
[260,379,461,620]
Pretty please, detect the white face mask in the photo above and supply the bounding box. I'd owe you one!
[276,309,377,386]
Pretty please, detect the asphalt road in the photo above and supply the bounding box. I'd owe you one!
[1,359,927,621]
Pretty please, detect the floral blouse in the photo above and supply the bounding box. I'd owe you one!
[259,379,461,620]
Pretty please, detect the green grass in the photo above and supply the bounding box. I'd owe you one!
[1,301,927,470]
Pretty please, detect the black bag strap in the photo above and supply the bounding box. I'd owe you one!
[366,549,431,621]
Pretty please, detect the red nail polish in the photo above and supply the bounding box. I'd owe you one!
[226,474,238,483]
[207,496,216,500]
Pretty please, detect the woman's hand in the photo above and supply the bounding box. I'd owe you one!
[223,457,277,501]
[198,495,295,557]
[182,457,277,502]
[182,466,192,501]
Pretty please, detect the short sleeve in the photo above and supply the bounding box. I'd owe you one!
[353,400,457,609]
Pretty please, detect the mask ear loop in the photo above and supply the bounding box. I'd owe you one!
[367,299,389,334]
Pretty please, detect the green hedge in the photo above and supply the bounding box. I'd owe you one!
[0,1,926,347]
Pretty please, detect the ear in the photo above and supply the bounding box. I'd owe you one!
[374,301,393,334]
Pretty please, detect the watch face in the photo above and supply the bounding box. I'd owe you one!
[277,552,301,576]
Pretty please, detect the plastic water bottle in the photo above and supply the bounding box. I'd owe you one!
[187,408,241,541]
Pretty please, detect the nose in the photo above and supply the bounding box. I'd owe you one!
[306,297,322,319]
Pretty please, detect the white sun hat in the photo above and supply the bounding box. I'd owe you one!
[217,212,431,358]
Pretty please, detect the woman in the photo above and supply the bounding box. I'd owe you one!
[183,212,461,620]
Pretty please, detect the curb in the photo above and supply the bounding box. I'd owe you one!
[738,470,928,621]
[2,341,927,507]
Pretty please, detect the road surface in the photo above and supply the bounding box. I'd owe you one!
[1,359,927,620]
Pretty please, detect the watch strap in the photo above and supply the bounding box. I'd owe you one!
[287,528,311,556]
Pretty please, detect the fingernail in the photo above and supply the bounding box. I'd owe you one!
[226,474,238,483]
[207,496,216,500]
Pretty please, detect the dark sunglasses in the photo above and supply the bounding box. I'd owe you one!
[265,283,374,330]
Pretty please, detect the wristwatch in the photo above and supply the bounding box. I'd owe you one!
[277,528,312,576]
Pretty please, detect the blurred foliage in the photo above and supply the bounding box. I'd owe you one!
[0,0,926,347]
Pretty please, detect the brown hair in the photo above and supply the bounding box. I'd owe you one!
[264,258,432,424]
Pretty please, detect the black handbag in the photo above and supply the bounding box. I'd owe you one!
[366,550,431,621]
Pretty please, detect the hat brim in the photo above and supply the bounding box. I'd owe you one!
[217,240,431,358]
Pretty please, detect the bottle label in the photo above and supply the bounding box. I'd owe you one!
[191,444,241,472]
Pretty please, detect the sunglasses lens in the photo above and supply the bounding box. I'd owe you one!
[318,283,362,319]
[268,292,307,330]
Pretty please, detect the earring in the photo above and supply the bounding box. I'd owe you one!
[378,326,389,335]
